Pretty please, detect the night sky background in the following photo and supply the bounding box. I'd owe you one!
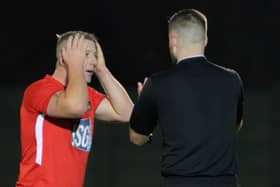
[0,0,278,186]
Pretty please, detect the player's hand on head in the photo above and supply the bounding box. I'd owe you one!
[61,33,86,67]
[94,41,106,72]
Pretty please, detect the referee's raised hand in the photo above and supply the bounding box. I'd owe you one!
[137,77,148,96]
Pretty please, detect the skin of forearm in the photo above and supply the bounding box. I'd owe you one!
[129,128,150,146]
[96,66,133,121]
[64,64,89,115]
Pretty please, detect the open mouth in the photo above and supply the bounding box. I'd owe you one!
[86,70,94,73]
[86,70,94,77]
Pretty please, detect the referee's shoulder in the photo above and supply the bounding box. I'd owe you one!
[207,60,240,77]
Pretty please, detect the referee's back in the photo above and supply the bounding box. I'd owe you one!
[150,56,243,178]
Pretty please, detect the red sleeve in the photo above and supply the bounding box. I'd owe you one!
[88,87,105,112]
[23,79,63,114]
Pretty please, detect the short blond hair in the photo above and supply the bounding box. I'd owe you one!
[56,30,98,59]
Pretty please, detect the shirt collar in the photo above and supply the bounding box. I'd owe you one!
[177,55,205,64]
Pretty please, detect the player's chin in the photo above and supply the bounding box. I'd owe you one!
[85,72,94,83]
[86,76,92,83]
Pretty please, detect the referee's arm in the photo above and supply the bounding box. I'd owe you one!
[129,128,151,146]
[235,70,244,132]
[129,78,157,146]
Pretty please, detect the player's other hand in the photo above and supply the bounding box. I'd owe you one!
[94,41,106,72]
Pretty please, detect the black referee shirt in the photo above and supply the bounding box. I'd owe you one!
[130,56,244,177]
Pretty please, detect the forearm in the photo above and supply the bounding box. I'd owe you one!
[96,67,133,122]
[64,65,88,114]
[129,127,150,146]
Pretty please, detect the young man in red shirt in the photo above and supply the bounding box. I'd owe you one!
[16,31,133,187]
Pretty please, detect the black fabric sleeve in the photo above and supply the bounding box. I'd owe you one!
[235,72,244,124]
[129,77,157,135]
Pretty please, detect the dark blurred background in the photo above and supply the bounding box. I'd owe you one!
[1,0,277,186]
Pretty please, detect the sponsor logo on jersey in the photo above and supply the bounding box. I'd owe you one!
[72,118,92,152]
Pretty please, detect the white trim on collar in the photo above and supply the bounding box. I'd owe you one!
[177,55,205,64]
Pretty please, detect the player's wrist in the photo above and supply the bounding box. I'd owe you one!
[95,66,108,76]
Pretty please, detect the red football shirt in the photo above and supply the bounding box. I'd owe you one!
[16,75,105,187]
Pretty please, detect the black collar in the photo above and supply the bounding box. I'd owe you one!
[177,56,207,64]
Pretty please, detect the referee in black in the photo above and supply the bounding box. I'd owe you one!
[129,9,244,187]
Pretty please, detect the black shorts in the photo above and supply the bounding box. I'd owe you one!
[161,175,241,187]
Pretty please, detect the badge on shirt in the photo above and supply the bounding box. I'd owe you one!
[72,118,92,152]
